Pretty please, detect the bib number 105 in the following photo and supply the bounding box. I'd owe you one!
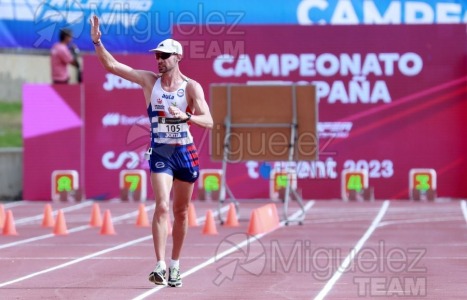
[343,159,393,178]
[165,124,181,132]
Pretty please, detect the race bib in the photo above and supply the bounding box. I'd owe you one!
[157,117,189,139]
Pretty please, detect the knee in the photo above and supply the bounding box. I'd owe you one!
[172,204,188,221]
[155,201,170,219]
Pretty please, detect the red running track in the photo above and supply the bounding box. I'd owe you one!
[0,199,466,299]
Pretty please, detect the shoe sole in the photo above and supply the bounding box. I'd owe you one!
[168,281,182,288]
[149,272,167,286]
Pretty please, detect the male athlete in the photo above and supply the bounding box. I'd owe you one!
[91,16,213,287]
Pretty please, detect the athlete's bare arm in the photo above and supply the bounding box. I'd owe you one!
[90,15,158,103]
[186,80,213,129]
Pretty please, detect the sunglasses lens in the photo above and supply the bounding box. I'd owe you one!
[156,52,172,60]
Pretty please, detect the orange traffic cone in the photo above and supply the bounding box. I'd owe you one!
[0,204,5,229]
[100,209,116,235]
[53,209,68,235]
[202,210,218,235]
[89,203,103,227]
[224,203,239,227]
[41,204,55,228]
[188,203,198,227]
[247,210,263,236]
[136,203,150,227]
[2,210,18,236]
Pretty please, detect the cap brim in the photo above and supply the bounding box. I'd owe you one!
[148,47,172,53]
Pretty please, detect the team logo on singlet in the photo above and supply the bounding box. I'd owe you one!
[177,89,184,97]
[154,98,164,110]
[162,94,174,100]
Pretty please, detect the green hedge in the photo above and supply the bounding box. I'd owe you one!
[0,101,22,147]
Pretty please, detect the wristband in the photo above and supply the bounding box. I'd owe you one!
[185,112,192,121]
[93,39,101,46]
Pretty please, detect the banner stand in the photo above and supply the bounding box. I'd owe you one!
[211,84,318,225]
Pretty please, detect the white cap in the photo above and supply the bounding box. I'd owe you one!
[149,38,183,55]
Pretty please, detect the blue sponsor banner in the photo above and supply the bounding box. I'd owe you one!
[1,0,466,52]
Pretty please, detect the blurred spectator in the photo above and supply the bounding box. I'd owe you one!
[50,28,81,84]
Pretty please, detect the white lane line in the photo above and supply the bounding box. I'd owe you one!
[314,200,390,300]
[0,205,229,287]
[132,201,316,300]
[310,217,381,224]
[5,254,467,261]
[0,203,152,250]
[0,236,153,288]
[0,257,152,260]
[378,216,463,227]
[1,202,25,208]
[461,200,467,224]
[14,201,93,225]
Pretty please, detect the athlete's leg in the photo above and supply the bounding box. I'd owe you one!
[151,172,174,262]
[171,178,195,260]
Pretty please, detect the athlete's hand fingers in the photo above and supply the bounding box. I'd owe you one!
[90,15,101,41]
[169,106,180,115]
[91,15,99,28]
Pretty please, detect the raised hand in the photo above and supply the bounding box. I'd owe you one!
[90,15,102,43]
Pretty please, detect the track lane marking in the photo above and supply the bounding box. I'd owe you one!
[378,216,463,227]
[131,201,316,300]
[0,205,229,288]
[1,202,25,208]
[15,201,93,225]
[313,200,390,300]
[0,236,153,288]
[0,203,154,250]
[461,200,467,224]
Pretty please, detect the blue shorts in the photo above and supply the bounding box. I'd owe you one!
[148,143,200,183]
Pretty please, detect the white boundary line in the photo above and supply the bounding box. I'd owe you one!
[15,201,93,225]
[0,236,153,288]
[0,205,229,288]
[132,201,316,300]
[461,200,467,224]
[0,203,151,250]
[1,202,25,208]
[314,200,390,300]
[378,216,463,227]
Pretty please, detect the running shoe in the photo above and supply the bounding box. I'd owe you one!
[149,265,167,286]
[168,266,182,287]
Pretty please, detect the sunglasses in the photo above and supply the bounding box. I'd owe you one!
[155,52,175,60]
